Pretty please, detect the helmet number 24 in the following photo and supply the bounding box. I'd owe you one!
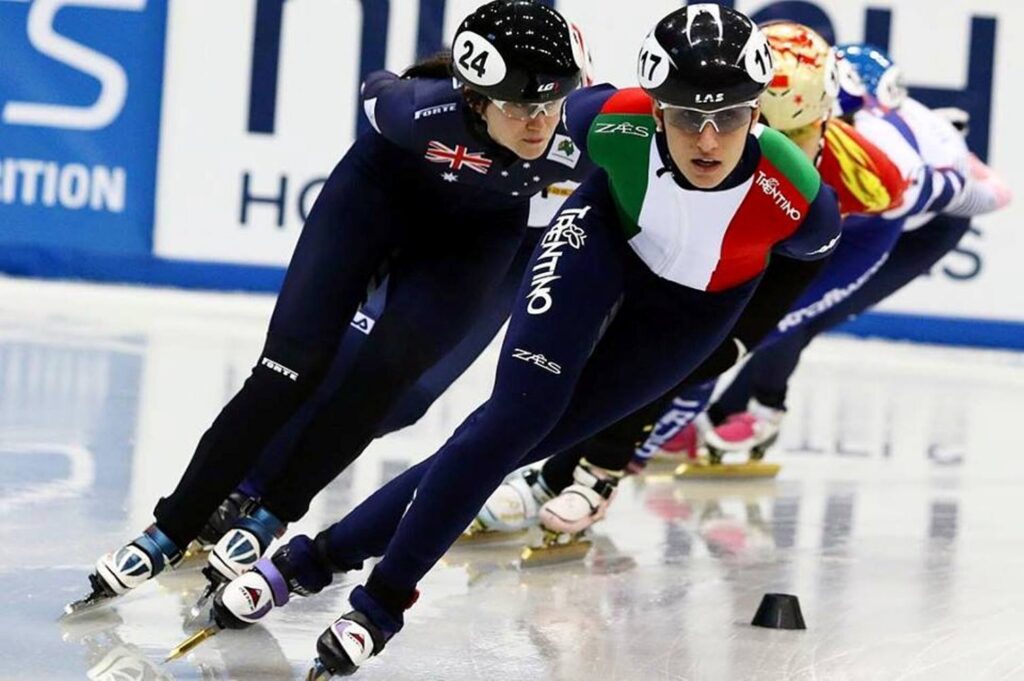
[459,40,490,79]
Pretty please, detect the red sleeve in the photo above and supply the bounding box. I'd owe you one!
[819,119,908,216]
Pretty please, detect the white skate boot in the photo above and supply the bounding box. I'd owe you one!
[461,467,554,542]
[168,535,337,662]
[190,505,286,622]
[207,506,286,583]
[64,525,185,618]
[522,461,620,566]
[168,560,291,662]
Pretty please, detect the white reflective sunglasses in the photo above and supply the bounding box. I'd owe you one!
[490,97,567,121]
[658,101,759,134]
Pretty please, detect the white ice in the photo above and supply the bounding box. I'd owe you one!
[2,276,1024,681]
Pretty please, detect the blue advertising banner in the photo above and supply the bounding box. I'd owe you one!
[0,0,166,262]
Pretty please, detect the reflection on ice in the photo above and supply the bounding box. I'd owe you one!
[3,278,1024,680]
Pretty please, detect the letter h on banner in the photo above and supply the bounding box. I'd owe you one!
[733,1,997,163]
[247,0,391,138]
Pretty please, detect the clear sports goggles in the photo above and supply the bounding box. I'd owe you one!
[658,101,758,134]
[490,97,567,121]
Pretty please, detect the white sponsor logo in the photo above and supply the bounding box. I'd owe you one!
[537,82,558,93]
[808,233,840,256]
[350,310,375,335]
[755,170,803,221]
[413,102,458,120]
[695,93,725,105]
[512,348,562,375]
[594,121,651,138]
[526,206,590,315]
[260,357,298,381]
[546,134,581,168]
[777,253,889,332]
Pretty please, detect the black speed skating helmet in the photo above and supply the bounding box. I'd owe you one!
[639,4,774,111]
[451,0,583,103]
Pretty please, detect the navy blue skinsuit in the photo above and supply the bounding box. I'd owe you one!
[239,211,546,498]
[151,71,592,548]
[284,86,843,628]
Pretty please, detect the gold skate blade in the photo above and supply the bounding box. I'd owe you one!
[636,457,686,482]
[674,460,780,479]
[165,626,219,662]
[520,537,592,567]
[456,528,528,545]
[178,540,212,566]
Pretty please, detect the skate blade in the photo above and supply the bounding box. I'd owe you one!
[178,540,212,567]
[165,625,219,662]
[520,537,592,567]
[306,658,332,681]
[185,579,223,626]
[674,460,780,479]
[60,595,112,621]
[456,527,528,545]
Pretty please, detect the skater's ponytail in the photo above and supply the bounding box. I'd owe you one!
[401,52,454,80]
[401,51,489,116]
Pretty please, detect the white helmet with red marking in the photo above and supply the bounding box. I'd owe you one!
[758,22,839,132]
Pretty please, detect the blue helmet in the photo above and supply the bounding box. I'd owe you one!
[834,43,907,113]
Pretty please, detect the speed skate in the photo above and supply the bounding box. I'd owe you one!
[674,447,781,479]
[519,528,593,566]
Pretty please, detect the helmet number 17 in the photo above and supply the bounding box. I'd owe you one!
[639,49,663,83]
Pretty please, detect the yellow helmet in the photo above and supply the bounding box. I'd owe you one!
[758,22,838,132]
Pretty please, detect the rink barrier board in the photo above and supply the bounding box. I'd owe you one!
[0,1,1018,350]
[2,247,1020,351]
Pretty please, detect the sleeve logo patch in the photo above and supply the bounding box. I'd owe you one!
[546,133,581,168]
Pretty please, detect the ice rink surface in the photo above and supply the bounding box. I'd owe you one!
[2,276,1024,681]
